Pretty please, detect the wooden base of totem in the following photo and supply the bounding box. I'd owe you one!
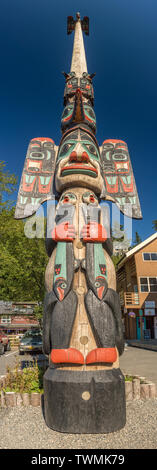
[43,366,126,434]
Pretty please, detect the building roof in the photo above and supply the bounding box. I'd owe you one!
[117,232,157,269]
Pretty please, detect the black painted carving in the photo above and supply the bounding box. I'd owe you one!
[14,12,143,433]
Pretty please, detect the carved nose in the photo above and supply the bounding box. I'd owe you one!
[63,197,69,203]
[69,151,77,161]
[69,151,89,163]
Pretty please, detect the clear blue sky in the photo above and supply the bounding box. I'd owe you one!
[1,0,157,243]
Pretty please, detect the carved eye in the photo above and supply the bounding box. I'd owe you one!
[30,152,44,159]
[85,107,95,119]
[59,143,72,157]
[61,282,67,289]
[104,144,113,149]
[95,281,100,288]
[113,153,127,161]
[43,142,53,148]
[85,144,97,156]
[62,109,68,118]
[62,107,72,118]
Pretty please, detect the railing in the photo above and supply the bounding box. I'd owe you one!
[119,291,125,306]
[8,334,20,348]
[124,292,140,307]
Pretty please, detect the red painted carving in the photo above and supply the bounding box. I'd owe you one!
[81,222,107,242]
[95,277,106,299]
[104,176,119,194]
[69,151,90,162]
[61,165,98,175]
[51,222,76,242]
[54,265,61,275]
[38,175,53,194]
[102,139,127,146]
[26,160,42,172]
[55,279,65,301]
[50,348,84,364]
[23,174,37,192]
[31,137,54,143]
[86,347,117,364]
[120,175,134,193]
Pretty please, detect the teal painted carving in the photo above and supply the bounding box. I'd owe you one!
[14,11,142,375]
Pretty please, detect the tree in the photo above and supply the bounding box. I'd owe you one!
[111,222,131,270]
[0,207,48,301]
[133,231,142,247]
[0,161,17,211]
[112,252,124,269]
[112,222,131,253]
[33,304,43,328]
[152,220,157,231]
[0,161,48,302]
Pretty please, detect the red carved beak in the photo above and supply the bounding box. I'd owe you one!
[97,286,105,300]
[57,286,64,301]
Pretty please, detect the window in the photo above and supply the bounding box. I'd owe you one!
[149,278,157,292]
[151,253,157,260]
[143,253,150,260]
[1,316,11,324]
[143,252,157,261]
[140,277,157,292]
[140,278,149,292]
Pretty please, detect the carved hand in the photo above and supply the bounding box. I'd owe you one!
[51,222,76,242]
[81,222,107,242]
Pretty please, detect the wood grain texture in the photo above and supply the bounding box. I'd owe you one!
[43,367,126,433]
[54,187,120,371]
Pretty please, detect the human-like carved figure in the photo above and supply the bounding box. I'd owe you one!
[43,153,124,365]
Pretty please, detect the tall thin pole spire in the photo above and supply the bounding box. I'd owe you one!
[70,13,88,77]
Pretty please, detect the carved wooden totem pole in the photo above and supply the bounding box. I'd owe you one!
[15,13,142,433]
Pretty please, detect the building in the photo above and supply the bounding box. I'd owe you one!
[116,233,157,340]
[0,301,40,335]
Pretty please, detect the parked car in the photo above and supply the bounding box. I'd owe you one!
[19,333,43,355]
[21,328,42,338]
[0,330,11,355]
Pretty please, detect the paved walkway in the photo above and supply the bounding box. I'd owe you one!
[120,344,157,386]
[127,339,157,351]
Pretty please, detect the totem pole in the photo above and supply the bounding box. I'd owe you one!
[15,13,142,433]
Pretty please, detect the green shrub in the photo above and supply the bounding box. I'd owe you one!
[124,375,134,382]
[1,359,44,394]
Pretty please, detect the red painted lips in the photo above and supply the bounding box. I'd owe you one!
[61,165,98,174]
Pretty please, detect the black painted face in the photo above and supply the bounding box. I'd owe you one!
[61,99,96,134]
[53,278,68,302]
[63,72,94,105]
[94,277,108,300]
